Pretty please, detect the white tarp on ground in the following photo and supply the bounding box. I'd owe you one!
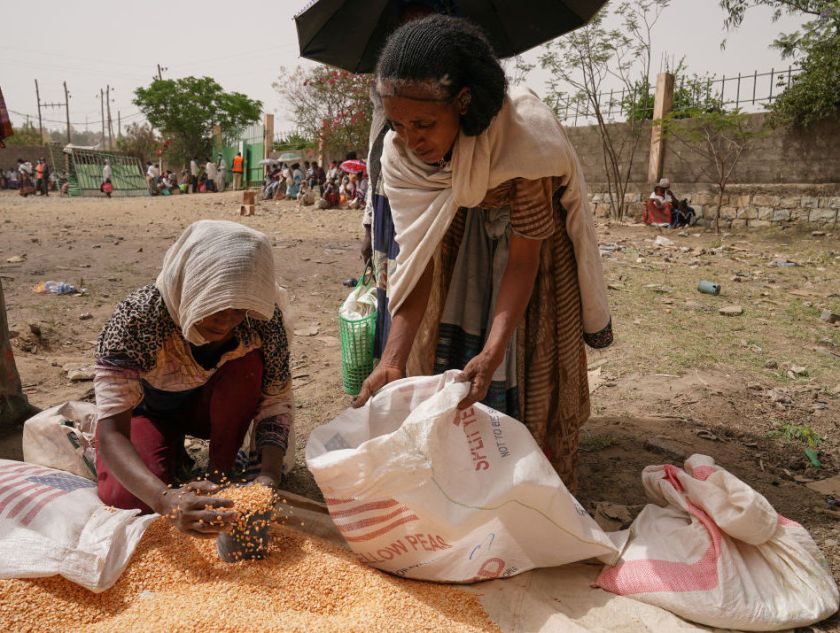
[286,499,716,632]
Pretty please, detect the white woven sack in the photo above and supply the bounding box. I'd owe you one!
[0,459,156,592]
[595,454,839,631]
[22,401,98,480]
[306,370,618,583]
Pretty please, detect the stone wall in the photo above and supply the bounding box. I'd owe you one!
[0,144,62,173]
[565,113,840,187]
[588,183,840,229]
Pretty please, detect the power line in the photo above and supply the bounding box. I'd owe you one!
[8,108,144,127]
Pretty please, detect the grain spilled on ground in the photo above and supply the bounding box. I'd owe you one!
[0,518,499,633]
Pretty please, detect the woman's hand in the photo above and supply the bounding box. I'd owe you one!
[156,480,237,538]
[352,364,405,408]
[360,227,373,263]
[459,350,504,410]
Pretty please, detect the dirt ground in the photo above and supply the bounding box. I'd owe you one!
[1,189,838,630]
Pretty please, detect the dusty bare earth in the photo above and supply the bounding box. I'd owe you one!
[1,189,838,630]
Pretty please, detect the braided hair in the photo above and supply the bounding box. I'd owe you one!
[375,15,507,136]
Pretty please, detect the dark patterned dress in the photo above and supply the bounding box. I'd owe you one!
[406,177,613,492]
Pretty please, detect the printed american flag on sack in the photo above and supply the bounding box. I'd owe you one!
[0,461,95,526]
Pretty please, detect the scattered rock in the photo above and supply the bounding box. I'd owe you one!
[28,323,42,338]
[67,367,95,382]
[592,502,635,532]
[719,305,744,316]
[293,325,320,337]
[785,364,808,378]
[8,330,19,339]
[764,360,778,369]
[811,231,826,237]
[654,235,675,247]
[644,437,687,462]
[820,310,840,324]
[79,313,93,320]
[5,255,26,263]
[137,247,143,253]
[767,258,798,268]
[696,429,719,441]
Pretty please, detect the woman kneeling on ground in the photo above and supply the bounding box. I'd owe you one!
[354,15,613,492]
[94,220,294,537]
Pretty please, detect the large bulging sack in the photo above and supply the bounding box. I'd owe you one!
[306,371,618,583]
[595,454,839,631]
[22,401,98,480]
[0,459,156,592]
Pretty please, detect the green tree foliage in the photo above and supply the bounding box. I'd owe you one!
[116,122,160,163]
[4,122,42,145]
[47,128,101,146]
[274,66,373,159]
[274,132,316,153]
[623,64,725,121]
[537,0,670,220]
[720,0,840,126]
[133,77,262,164]
[660,109,764,232]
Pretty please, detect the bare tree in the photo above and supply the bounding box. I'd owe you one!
[660,110,763,232]
[537,0,670,220]
[0,280,35,429]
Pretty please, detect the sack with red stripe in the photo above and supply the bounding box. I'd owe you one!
[595,454,839,630]
[306,371,619,583]
[0,459,156,592]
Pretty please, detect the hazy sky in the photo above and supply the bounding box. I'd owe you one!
[1,0,805,135]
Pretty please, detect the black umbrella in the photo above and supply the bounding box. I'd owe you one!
[295,0,607,74]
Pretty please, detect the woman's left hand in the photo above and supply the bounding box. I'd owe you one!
[459,350,503,410]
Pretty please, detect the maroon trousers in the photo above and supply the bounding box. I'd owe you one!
[96,350,263,513]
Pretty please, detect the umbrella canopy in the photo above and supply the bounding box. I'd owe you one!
[340,159,367,174]
[295,0,607,73]
[278,151,304,163]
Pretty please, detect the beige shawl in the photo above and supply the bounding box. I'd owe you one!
[380,87,610,334]
[155,220,292,345]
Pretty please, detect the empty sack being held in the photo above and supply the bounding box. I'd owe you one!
[306,370,618,583]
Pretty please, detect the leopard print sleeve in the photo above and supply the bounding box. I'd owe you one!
[250,306,294,454]
[250,306,291,393]
[95,284,177,371]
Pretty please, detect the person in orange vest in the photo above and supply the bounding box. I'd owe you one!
[232,151,244,191]
[35,159,46,196]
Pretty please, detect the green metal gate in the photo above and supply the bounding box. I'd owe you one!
[60,148,148,197]
[220,123,265,188]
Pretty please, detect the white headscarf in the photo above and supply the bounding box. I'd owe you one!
[380,87,610,335]
[155,220,292,345]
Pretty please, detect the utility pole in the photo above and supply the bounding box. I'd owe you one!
[117,110,121,140]
[156,64,167,80]
[63,81,71,144]
[34,79,44,144]
[106,84,114,150]
[99,89,105,148]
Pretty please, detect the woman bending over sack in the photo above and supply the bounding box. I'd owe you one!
[354,16,613,492]
[94,220,293,537]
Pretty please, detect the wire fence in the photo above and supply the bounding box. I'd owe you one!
[556,66,801,127]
